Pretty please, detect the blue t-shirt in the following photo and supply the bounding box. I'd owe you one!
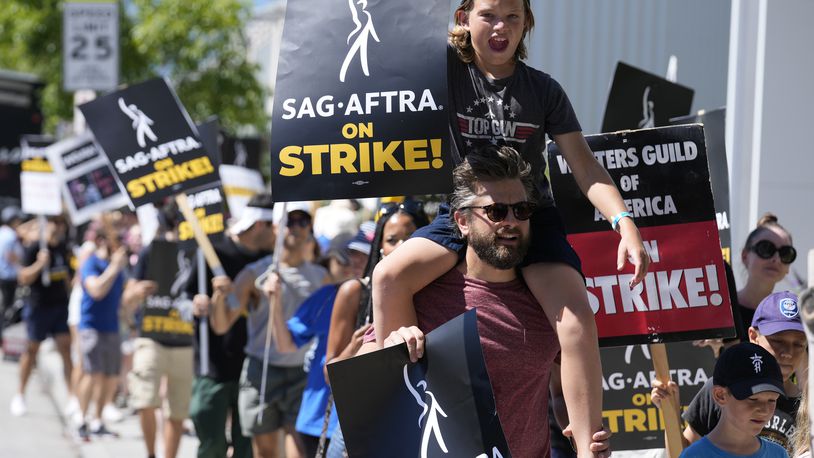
[680,436,788,458]
[79,253,125,332]
[287,284,341,437]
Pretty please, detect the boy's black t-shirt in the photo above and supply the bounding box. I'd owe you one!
[22,242,71,307]
[186,237,269,383]
[683,378,799,452]
[447,46,582,207]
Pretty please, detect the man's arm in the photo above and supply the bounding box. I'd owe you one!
[83,247,127,300]
[17,249,48,286]
[263,272,297,353]
[121,279,157,316]
[209,271,248,335]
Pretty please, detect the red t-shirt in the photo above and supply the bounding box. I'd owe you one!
[373,267,560,457]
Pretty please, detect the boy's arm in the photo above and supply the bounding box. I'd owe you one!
[554,131,649,285]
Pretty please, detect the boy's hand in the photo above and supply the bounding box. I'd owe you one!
[616,218,650,287]
[562,424,613,458]
[650,379,679,410]
[383,326,425,363]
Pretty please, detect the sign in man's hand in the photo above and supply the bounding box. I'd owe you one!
[384,325,425,363]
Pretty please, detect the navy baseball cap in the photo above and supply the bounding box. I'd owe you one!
[713,342,785,400]
[751,291,804,336]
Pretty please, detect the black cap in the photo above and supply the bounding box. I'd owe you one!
[713,342,785,400]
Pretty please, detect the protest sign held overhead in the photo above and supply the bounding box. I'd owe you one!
[602,62,694,133]
[79,78,219,207]
[270,0,451,201]
[141,239,195,346]
[20,135,61,216]
[221,133,261,171]
[0,72,43,202]
[44,132,129,225]
[329,310,510,458]
[671,108,731,261]
[549,125,734,346]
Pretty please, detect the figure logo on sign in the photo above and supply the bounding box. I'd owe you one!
[171,250,192,297]
[339,0,380,83]
[234,140,248,168]
[638,86,655,129]
[403,365,449,457]
[118,97,158,148]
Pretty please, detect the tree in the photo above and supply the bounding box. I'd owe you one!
[0,0,267,134]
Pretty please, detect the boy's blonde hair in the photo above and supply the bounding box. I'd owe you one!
[449,0,535,63]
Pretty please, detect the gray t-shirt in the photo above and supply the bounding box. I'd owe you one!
[240,255,327,366]
[447,46,582,207]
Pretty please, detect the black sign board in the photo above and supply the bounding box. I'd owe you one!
[601,342,716,451]
[79,78,219,207]
[142,239,195,346]
[221,132,261,171]
[270,0,452,201]
[0,73,43,201]
[671,108,731,262]
[177,182,226,252]
[328,310,510,457]
[602,62,694,133]
[549,125,734,346]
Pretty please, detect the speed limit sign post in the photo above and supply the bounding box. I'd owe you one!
[63,0,119,92]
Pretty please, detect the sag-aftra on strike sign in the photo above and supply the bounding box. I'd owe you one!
[270,0,452,201]
[80,78,219,207]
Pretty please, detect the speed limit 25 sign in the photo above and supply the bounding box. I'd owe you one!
[63,1,119,92]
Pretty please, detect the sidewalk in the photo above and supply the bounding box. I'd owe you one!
[0,324,199,458]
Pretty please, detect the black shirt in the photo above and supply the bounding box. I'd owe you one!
[186,237,269,382]
[22,242,71,307]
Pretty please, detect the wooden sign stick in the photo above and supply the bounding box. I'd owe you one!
[650,343,683,458]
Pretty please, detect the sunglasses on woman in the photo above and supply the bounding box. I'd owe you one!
[460,201,536,223]
[750,239,797,264]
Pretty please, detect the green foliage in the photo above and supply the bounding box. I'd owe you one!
[0,0,266,134]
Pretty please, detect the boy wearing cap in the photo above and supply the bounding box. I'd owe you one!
[653,291,806,452]
[680,342,788,457]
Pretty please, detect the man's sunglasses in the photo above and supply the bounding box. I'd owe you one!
[460,201,536,222]
[750,239,797,264]
[287,216,311,228]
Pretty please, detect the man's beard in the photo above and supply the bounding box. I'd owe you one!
[468,226,529,270]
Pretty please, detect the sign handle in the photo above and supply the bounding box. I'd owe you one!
[650,343,683,458]
[256,203,288,423]
[197,248,209,377]
[38,215,50,286]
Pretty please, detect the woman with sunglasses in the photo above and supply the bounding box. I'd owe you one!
[322,200,428,458]
[737,213,797,338]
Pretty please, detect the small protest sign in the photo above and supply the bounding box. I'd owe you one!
[63,0,119,92]
[670,108,730,262]
[79,78,219,207]
[600,342,716,451]
[177,183,226,252]
[328,310,510,458]
[20,135,61,216]
[270,0,452,201]
[141,239,195,346]
[548,125,734,346]
[221,133,261,170]
[44,132,129,224]
[602,62,694,133]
